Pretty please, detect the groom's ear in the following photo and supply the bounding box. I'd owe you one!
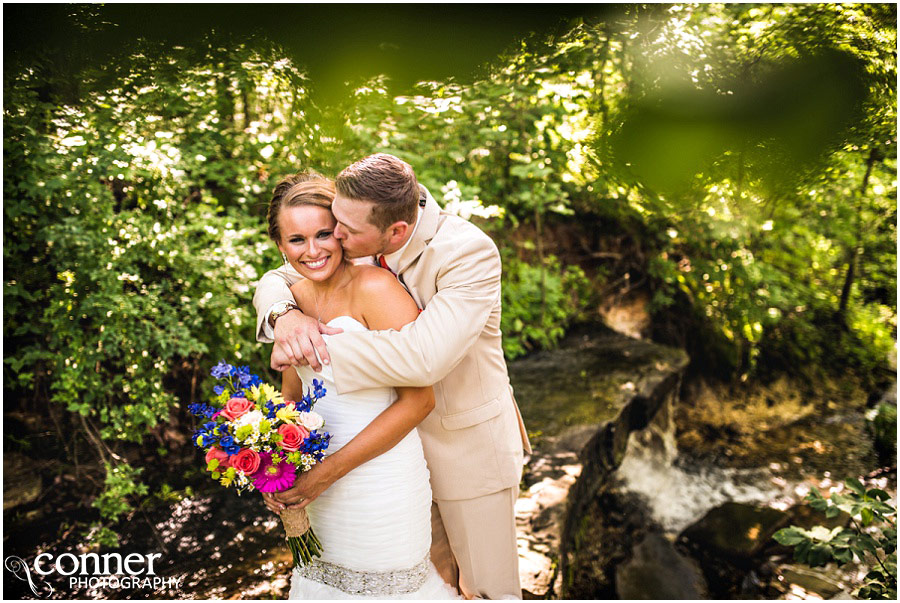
[385,221,410,246]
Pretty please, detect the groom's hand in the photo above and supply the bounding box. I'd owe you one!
[271,310,342,372]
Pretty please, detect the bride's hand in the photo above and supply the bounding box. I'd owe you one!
[261,491,285,514]
[272,311,343,372]
[272,462,338,510]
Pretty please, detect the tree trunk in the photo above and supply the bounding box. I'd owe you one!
[837,147,877,324]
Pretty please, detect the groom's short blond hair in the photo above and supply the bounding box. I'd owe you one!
[336,153,419,231]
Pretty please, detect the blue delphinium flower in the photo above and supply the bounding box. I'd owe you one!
[188,403,218,419]
[264,400,285,420]
[312,378,327,400]
[213,385,225,396]
[193,422,219,447]
[302,432,332,462]
[235,366,255,388]
[248,374,263,388]
[296,393,312,413]
[210,361,233,379]
[219,435,240,456]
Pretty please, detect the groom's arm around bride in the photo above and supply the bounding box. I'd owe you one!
[253,154,530,599]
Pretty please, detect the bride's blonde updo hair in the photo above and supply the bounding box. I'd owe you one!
[267,171,336,243]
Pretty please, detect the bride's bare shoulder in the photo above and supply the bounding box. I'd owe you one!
[349,264,401,294]
[349,265,418,329]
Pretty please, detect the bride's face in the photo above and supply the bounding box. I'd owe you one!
[277,204,343,282]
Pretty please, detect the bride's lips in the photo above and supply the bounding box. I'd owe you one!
[301,256,329,270]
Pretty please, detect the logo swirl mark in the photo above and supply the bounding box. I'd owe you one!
[5,556,54,598]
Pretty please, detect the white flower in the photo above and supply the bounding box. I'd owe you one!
[297,411,324,431]
[235,410,265,431]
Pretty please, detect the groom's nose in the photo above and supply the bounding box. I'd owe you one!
[334,223,347,240]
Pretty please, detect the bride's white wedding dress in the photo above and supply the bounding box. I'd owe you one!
[288,316,458,600]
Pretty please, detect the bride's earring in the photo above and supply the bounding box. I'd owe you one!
[282,252,288,267]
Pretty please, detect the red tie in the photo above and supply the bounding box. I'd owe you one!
[378,255,421,313]
[378,255,395,275]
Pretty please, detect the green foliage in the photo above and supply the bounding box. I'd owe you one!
[4,39,315,445]
[92,463,149,523]
[82,523,122,549]
[501,255,590,359]
[774,480,897,599]
[593,3,897,380]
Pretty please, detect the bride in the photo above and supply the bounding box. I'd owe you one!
[260,172,458,599]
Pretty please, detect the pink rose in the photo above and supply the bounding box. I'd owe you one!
[221,397,254,421]
[233,448,261,475]
[278,423,310,452]
[205,447,231,470]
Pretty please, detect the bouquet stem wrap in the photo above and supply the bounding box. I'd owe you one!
[281,507,323,567]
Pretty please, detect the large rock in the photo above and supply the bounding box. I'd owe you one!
[3,451,43,511]
[616,532,708,599]
[677,502,791,560]
[508,325,689,599]
[675,502,791,597]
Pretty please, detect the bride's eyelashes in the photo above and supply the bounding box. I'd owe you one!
[288,231,334,245]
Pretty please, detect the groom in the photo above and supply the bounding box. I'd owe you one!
[253,153,530,599]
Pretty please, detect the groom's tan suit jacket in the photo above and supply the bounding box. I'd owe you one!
[254,188,531,501]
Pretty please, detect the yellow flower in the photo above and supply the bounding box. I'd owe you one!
[196,435,204,446]
[276,401,301,424]
[257,383,284,405]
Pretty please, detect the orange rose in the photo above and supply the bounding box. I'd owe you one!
[233,448,261,475]
[277,423,310,452]
[221,397,254,421]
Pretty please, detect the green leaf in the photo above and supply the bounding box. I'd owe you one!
[861,507,875,526]
[846,478,866,496]
[774,526,807,546]
[807,543,833,567]
[867,488,890,501]
[833,547,853,564]
[858,533,880,556]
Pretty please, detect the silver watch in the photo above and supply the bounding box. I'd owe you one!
[268,300,300,328]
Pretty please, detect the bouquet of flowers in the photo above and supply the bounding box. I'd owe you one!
[189,360,331,567]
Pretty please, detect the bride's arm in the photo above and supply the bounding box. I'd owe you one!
[280,362,304,402]
[268,269,434,511]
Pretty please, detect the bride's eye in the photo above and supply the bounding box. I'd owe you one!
[318,231,333,239]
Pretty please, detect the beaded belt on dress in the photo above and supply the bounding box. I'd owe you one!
[294,553,431,596]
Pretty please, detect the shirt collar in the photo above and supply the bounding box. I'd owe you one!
[381,206,423,273]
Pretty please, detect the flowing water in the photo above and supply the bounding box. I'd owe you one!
[616,399,784,535]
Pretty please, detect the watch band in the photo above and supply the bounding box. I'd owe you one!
[268,301,300,328]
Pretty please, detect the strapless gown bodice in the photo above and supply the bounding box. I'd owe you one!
[288,316,458,599]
